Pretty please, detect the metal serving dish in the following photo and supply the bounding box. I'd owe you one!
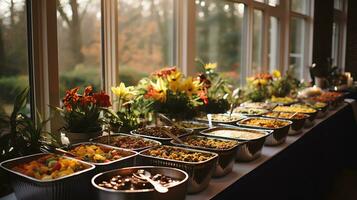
[194,113,246,125]
[137,145,218,193]
[240,102,278,110]
[90,133,161,152]
[232,107,270,117]
[130,126,193,145]
[0,153,95,200]
[237,117,293,146]
[170,135,241,177]
[262,112,310,136]
[200,127,271,162]
[91,166,188,200]
[64,142,137,173]
[174,121,210,133]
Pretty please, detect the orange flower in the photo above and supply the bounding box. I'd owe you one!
[93,91,111,107]
[63,87,80,111]
[154,67,177,78]
[84,86,93,96]
[198,90,209,104]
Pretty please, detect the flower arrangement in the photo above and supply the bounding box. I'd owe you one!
[137,67,207,119]
[57,86,112,133]
[271,68,300,97]
[196,60,232,113]
[245,73,273,102]
[109,83,141,133]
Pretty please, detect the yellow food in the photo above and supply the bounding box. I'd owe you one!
[240,118,290,129]
[273,106,316,114]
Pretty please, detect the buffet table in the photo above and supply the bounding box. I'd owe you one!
[1,100,357,200]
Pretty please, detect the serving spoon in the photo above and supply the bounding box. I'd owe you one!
[134,170,168,193]
[156,113,185,144]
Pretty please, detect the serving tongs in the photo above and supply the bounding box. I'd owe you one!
[41,144,77,157]
[157,113,185,144]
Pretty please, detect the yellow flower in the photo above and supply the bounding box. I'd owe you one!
[111,83,135,101]
[167,70,182,93]
[272,70,281,79]
[180,77,201,97]
[204,63,217,70]
[150,78,167,102]
[253,79,268,87]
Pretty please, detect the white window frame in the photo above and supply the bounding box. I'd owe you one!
[332,0,348,70]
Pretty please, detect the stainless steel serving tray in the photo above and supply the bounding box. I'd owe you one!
[194,113,247,125]
[262,112,310,135]
[137,145,218,193]
[64,142,137,173]
[170,135,241,177]
[0,153,95,200]
[200,126,272,162]
[232,107,270,117]
[90,133,161,152]
[237,117,293,146]
[91,166,189,200]
[175,121,210,133]
[240,102,278,110]
[130,126,193,145]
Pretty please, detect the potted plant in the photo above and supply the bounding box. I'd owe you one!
[137,67,207,120]
[244,73,272,102]
[55,86,112,143]
[196,60,232,113]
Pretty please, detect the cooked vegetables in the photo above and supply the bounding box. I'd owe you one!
[233,107,269,116]
[133,126,187,138]
[69,144,129,163]
[145,146,215,162]
[12,155,89,180]
[273,106,316,114]
[264,112,309,119]
[93,135,159,150]
[240,118,290,129]
[181,136,239,150]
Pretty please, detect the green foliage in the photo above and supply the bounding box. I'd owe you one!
[0,75,28,103]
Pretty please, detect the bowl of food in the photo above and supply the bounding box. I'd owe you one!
[232,107,270,117]
[240,102,278,110]
[309,91,344,109]
[90,134,161,152]
[174,121,209,133]
[92,166,188,200]
[200,127,271,162]
[195,113,246,125]
[273,105,317,127]
[138,145,218,193]
[267,96,299,106]
[170,135,241,177]
[263,112,310,135]
[65,142,137,173]
[131,126,192,144]
[302,101,329,118]
[237,117,292,146]
[0,153,95,200]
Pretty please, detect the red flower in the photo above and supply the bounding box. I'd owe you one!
[254,73,272,80]
[198,90,209,105]
[93,91,111,107]
[153,67,177,77]
[63,87,80,111]
[197,73,211,89]
[84,86,93,96]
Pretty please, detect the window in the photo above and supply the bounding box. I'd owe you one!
[268,0,279,7]
[252,9,263,74]
[289,17,305,79]
[291,0,308,14]
[268,16,279,72]
[0,0,30,115]
[118,0,176,86]
[57,0,102,98]
[196,1,245,85]
[331,0,348,69]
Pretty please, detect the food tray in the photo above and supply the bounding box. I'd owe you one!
[137,146,218,193]
[240,102,278,110]
[237,117,292,146]
[90,133,161,152]
[0,153,95,200]
[65,142,137,173]
[232,107,270,117]
[170,135,241,177]
[194,114,246,125]
[200,127,272,162]
[175,121,210,133]
[262,112,310,136]
[130,126,193,145]
[92,166,189,200]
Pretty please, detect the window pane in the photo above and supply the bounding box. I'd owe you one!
[196,1,245,86]
[0,0,30,115]
[57,0,102,97]
[289,17,305,79]
[268,16,279,72]
[291,0,308,14]
[118,0,176,86]
[334,0,343,10]
[254,0,265,3]
[252,9,263,74]
[331,22,340,66]
[268,0,279,7]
